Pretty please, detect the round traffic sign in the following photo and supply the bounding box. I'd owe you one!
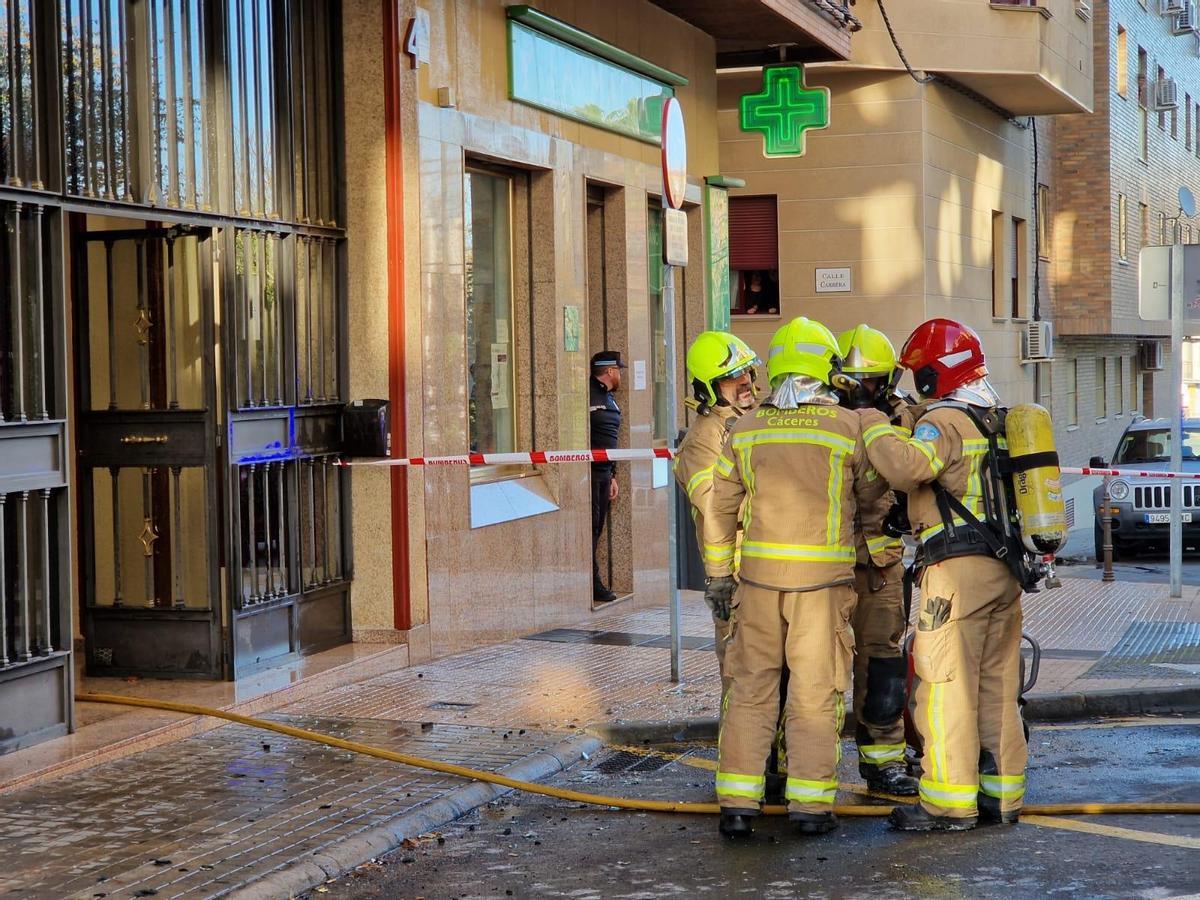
[661,97,687,210]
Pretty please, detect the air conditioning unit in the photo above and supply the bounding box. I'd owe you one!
[1155,78,1179,110]
[1162,0,1184,14]
[1140,340,1165,371]
[1174,1,1199,33]
[1022,320,1054,361]
[1075,0,1092,18]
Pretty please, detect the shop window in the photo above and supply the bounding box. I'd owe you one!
[729,196,779,316]
[465,169,516,459]
[648,205,670,443]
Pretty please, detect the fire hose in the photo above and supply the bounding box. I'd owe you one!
[77,693,1199,818]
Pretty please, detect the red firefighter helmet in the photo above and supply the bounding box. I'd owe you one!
[900,318,988,399]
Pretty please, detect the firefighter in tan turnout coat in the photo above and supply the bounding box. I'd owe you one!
[703,317,886,839]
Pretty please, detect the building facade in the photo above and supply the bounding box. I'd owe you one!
[720,0,1094,417]
[1045,0,1200,542]
[0,0,857,754]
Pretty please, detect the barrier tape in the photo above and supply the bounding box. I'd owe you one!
[335,447,676,467]
[338,452,1200,481]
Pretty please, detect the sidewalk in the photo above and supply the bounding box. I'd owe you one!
[1,577,1198,898]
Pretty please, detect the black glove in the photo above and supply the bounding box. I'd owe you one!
[882,494,911,537]
[704,576,736,621]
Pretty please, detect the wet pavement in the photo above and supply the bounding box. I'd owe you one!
[313,718,1200,900]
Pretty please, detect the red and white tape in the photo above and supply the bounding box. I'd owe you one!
[1061,466,1200,481]
[335,448,676,467]
[336,452,1200,481]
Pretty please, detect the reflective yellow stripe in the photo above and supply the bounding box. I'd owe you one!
[835,693,845,766]
[686,464,714,498]
[980,774,1026,800]
[859,743,906,764]
[714,454,734,477]
[926,681,945,783]
[704,544,735,563]
[862,423,893,446]
[919,778,979,810]
[716,772,766,801]
[825,449,847,546]
[866,534,902,555]
[740,541,855,563]
[865,423,944,475]
[731,428,856,454]
[785,778,838,804]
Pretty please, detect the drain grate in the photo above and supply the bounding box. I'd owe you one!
[593,750,645,774]
[1084,621,1200,680]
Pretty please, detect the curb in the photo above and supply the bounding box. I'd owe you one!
[223,732,605,900]
[1023,685,1200,721]
[588,686,1200,745]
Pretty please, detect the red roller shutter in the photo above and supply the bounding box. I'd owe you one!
[729,196,778,271]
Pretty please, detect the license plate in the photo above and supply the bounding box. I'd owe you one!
[1144,512,1193,524]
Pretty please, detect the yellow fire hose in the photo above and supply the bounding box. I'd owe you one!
[78,693,1200,818]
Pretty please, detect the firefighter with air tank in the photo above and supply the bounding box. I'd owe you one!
[854,317,1066,831]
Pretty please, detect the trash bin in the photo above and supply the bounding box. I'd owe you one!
[674,428,707,591]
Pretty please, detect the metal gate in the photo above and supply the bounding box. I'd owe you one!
[75,224,223,678]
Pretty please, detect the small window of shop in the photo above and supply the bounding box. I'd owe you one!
[465,165,523,483]
[729,196,779,317]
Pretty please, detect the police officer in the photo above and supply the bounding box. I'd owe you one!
[858,318,1026,831]
[835,325,919,797]
[590,350,626,603]
[674,331,760,680]
[704,318,884,839]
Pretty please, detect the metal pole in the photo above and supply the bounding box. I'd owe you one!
[1101,475,1114,582]
[1170,244,1184,599]
[663,261,682,684]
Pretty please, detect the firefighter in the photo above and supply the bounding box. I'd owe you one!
[673,331,760,683]
[704,317,884,839]
[835,325,919,797]
[857,318,1027,831]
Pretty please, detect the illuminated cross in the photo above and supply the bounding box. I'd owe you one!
[739,65,830,158]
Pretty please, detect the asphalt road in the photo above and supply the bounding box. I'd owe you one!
[311,718,1200,900]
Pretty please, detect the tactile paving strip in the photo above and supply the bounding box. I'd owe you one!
[1084,621,1200,679]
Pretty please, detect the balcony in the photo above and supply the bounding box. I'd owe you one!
[834,0,1093,115]
[647,0,856,65]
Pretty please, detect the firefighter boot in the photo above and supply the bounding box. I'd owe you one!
[866,764,919,796]
[719,812,755,839]
[888,804,977,832]
[790,811,838,835]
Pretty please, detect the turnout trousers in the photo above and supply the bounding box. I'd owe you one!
[911,555,1027,819]
[851,562,908,777]
[716,581,855,815]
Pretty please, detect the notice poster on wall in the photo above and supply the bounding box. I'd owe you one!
[633,359,647,391]
[491,344,510,409]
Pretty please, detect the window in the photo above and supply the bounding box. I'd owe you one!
[465,169,516,458]
[1116,356,1125,415]
[1118,194,1128,260]
[1095,357,1107,420]
[1116,27,1127,98]
[1066,359,1079,426]
[991,210,1005,317]
[1036,184,1051,259]
[1188,96,1194,152]
[1129,355,1139,412]
[1140,202,1149,250]
[1138,48,1149,160]
[1137,48,1148,106]
[729,196,779,316]
[1161,211,1169,246]
[1011,216,1027,318]
[1196,101,1200,158]
[1157,67,1166,131]
[1037,361,1053,412]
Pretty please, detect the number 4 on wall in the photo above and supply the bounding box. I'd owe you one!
[405,9,431,68]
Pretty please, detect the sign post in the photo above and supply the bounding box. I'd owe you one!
[661,97,687,683]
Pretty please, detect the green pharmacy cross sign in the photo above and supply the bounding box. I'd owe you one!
[739,65,830,158]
